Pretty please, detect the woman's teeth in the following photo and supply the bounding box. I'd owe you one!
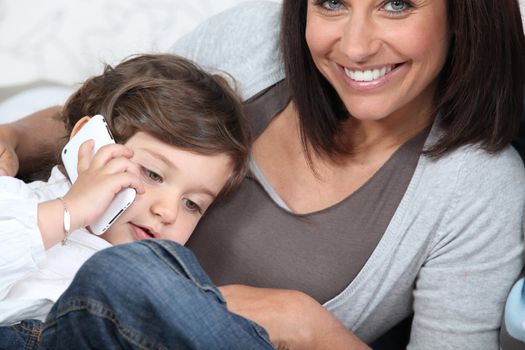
[344,65,393,82]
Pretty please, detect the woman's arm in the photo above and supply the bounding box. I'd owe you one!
[0,106,66,177]
[409,147,525,348]
[219,285,371,350]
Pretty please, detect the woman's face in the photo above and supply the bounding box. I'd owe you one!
[305,0,450,122]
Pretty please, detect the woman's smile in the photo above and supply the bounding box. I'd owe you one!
[339,63,405,90]
[343,64,394,82]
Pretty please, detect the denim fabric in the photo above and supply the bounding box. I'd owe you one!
[0,319,43,350]
[40,240,276,350]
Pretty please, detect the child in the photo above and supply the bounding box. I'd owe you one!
[0,53,250,347]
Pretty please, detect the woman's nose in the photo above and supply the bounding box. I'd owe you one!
[340,14,381,63]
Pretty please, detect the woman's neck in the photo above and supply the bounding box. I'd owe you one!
[252,101,433,213]
[341,86,437,163]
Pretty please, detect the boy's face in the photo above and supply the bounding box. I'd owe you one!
[99,131,234,245]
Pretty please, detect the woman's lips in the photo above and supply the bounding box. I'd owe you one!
[340,63,404,91]
[343,64,395,82]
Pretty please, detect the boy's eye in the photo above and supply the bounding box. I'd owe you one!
[182,198,202,214]
[141,166,163,183]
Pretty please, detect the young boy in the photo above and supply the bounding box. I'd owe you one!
[0,54,250,348]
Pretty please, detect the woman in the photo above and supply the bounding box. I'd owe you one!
[0,0,524,348]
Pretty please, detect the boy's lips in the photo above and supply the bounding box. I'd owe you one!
[130,223,157,240]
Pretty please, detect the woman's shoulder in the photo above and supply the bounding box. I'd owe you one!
[428,142,525,189]
[170,1,284,100]
[423,121,525,190]
[414,141,525,234]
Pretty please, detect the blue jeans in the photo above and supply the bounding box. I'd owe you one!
[39,240,275,349]
[0,319,43,350]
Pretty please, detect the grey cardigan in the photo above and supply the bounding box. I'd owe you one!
[172,2,525,348]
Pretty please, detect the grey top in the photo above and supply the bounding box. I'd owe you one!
[197,79,427,304]
[172,1,525,348]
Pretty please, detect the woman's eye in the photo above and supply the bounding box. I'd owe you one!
[384,0,411,13]
[182,198,202,214]
[141,167,163,183]
[319,0,343,11]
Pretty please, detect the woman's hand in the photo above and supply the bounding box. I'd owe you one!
[0,106,65,178]
[63,140,145,231]
[0,123,19,176]
[218,285,370,350]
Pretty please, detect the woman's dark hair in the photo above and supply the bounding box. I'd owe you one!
[61,53,251,198]
[281,0,525,159]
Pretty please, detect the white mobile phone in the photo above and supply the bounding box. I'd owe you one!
[61,114,136,235]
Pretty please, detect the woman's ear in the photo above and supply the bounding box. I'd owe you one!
[69,116,91,140]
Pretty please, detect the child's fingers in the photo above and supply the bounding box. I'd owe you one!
[77,140,95,173]
[103,157,142,178]
[108,172,145,195]
[90,144,134,169]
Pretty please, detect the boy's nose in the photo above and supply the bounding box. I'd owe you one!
[151,198,178,225]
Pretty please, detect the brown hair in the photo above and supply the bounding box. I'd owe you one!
[61,53,251,198]
[281,0,525,159]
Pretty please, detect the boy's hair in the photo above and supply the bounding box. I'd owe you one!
[61,53,251,198]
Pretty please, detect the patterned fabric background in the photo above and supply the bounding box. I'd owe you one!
[0,0,280,88]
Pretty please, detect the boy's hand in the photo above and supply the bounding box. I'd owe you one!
[63,141,145,231]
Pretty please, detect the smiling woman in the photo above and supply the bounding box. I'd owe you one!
[305,0,449,125]
[0,0,524,349]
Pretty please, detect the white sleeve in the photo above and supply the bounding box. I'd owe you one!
[408,147,525,349]
[170,1,284,100]
[0,176,46,300]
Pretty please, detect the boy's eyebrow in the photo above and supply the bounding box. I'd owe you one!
[140,148,219,199]
[141,148,178,170]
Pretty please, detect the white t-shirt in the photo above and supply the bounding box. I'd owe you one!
[0,166,111,325]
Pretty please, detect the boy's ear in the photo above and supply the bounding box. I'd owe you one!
[69,116,91,140]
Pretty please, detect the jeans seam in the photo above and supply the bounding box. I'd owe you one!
[31,326,42,349]
[8,321,43,350]
[24,329,40,350]
[139,241,274,347]
[240,316,275,347]
[142,240,225,303]
[51,297,167,350]
[13,322,38,335]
